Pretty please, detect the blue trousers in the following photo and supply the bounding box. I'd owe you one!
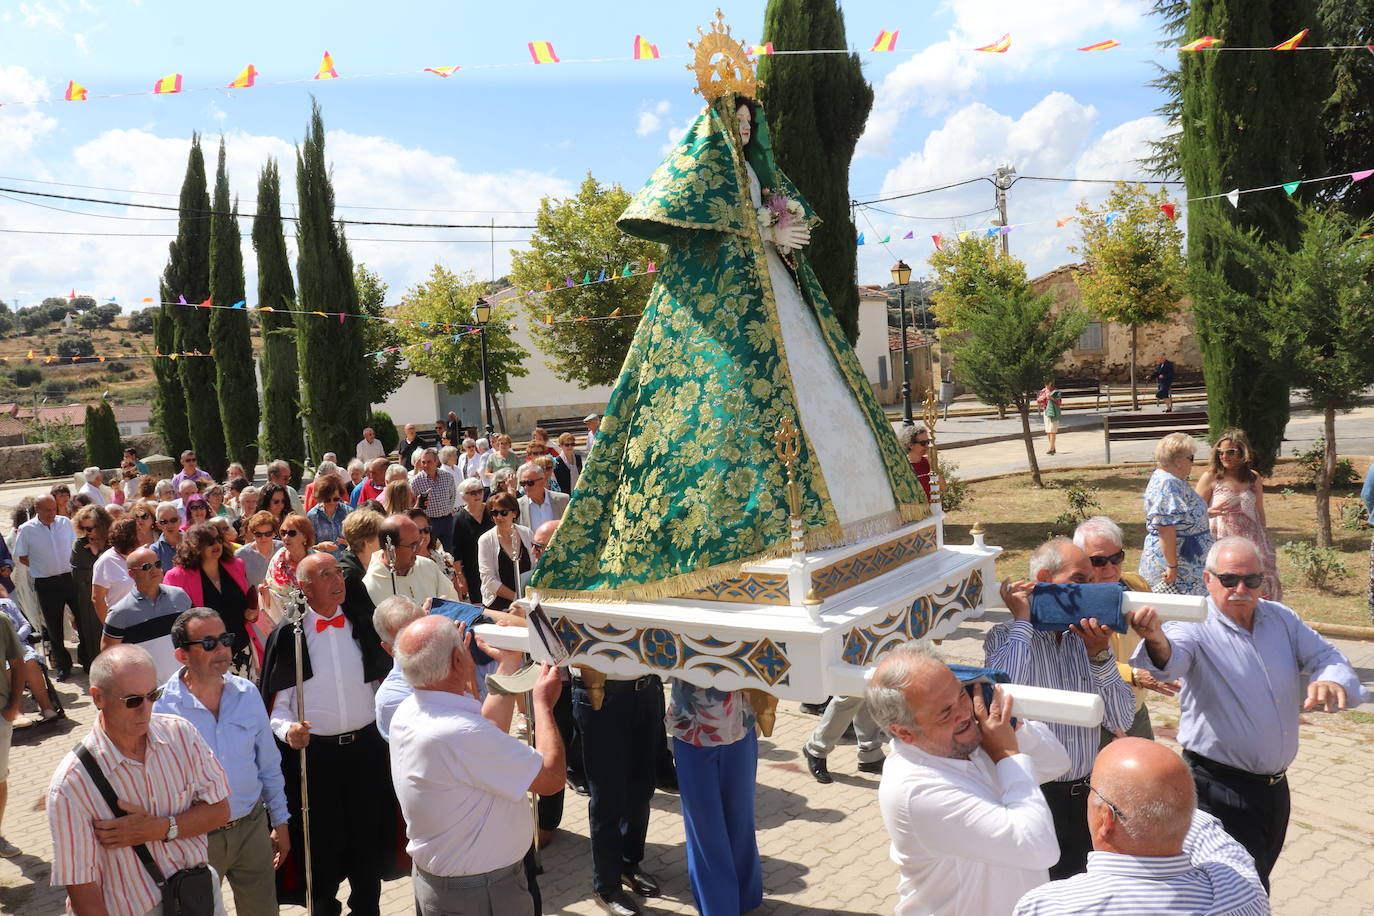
[673,733,763,916]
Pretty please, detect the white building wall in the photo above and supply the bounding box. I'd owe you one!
[371,363,442,427]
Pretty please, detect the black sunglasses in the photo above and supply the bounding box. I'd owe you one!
[1216,447,1242,457]
[490,509,512,518]
[1088,550,1126,568]
[520,478,543,486]
[1213,572,1265,590]
[252,529,275,538]
[157,517,179,526]
[185,633,236,651]
[129,560,162,572]
[116,686,165,709]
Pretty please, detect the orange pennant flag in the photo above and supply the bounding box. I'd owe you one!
[1271,29,1309,51]
[1078,39,1121,52]
[228,65,257,89]
[633,35,660,60]
[1179,36,1222,51]
[528,41,559,64]
[25,350,34,360]
[749,42,775,56]
[141,297,154,303]
[871,29,899,52]
[975,34,1012,53]
[1056,217,1075,228]
[425,66,460,78]
[153,74,183,94]
[64,81,88,101]
[200,296,212,308]
[314,51,339,80]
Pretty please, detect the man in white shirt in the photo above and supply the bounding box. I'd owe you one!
[517,463,568,531]
[15,494,82,678]
[583,414,600,454]
[363,515,459,607]
[266,461,304,514]
[389,615,565,916]
[867,641,1070,916]
[356,427,386,463]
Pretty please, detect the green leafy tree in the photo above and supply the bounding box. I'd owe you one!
[151,303,190,456]
[56,337,94,359]
[295,101,367,459]
[928,236,1028,332]
[355,264,407,404]
[71,296,97,313]
[209,138,260,472]
[758,0,872,343]
[930,240,1088,486]
[253,159,306,483]
[395,266,529,407]
[83,399,122,468]
[1072,182,1187,409]
[1318,0,1374,220]
[162,134,228,477]
[508,174,658,387]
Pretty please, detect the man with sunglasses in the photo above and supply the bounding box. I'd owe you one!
[171,451,214,493]
[156,609,289,916]
[1130,535,1366,891]
[102,547,193,682]
[47,644,230,916]
[517,462,568,531]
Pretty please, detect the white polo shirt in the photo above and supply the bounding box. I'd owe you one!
[15,515,75,578]
[388,688,541,877]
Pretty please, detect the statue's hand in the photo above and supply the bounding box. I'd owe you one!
[771,221,811,252]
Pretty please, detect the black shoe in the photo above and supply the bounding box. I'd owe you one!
[55,668,71,682]
[799,700,829,716]
[803,748,832,784]
[595,888,642,916]
[857,757,886,775]
[569,775,590,796]
[622,867,661,898]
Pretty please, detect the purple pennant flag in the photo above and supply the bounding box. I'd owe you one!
[424,341,432,351]
[177,295,188,305]
[903,231,914,239]
[566,276,574,287]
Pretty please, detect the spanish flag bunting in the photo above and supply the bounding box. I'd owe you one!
[315,51,339,80]
[232,300,246,309]
[1078,39,1120,52]
[545,314,552,325]
[228,65,257,89]
[142,297,153,303]
[622,264,632,276]
[64,81,87,101]
[975,34,1011,53]
[545,281,552,291]
[528,41,559,64]
[425,66,460,78]
[25,350,34,360]
[749,42,775,56]
[177,295,188,305]
[609,307,622,317]
[1160,203,1177,220]
[596,268,607,282]
[1225,189,1240,208]
[153,73,183,94]
[565,276,574,287]
[1271,29,1309,51]
[1179,37,1221,51]
[338,312,345,323]
[871,30,899,52]
[582,271,591,284]
[633,35,660,60]
[856,233,865,245]
[880,234,891,243]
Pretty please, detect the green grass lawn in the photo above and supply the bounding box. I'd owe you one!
[942,462,1373,629]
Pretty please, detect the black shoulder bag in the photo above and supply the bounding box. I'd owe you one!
[73,743,216,916]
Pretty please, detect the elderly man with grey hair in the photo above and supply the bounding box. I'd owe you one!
[1130,534,1366,891]
[1013,738,1269,915]
[389,615,564,916]
[516,462,567,530]
[371,595,432,741]
[411,448,459,552]
[869,640,1068,916]
[357,427,386,463]
[986,537,1137,880]
[79,467,107,507]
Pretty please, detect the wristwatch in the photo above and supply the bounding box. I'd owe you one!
[1089,649,1114,665]
[165,815,179,841]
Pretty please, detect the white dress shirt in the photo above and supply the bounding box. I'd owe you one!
[92,547,135,609]
[15,514,76,578]
[79,482,107,506]
[388,689,541,877]
[878,722,1071,916]
[356,438,386,462]
[362,554,458,607]
[270,607,379,740]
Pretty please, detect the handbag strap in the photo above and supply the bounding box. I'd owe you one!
[73,743,167,886]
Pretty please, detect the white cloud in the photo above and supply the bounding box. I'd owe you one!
[0,66,59,154]
[73,32,88,55]
[635,99,671,137]
[18,1,69,32]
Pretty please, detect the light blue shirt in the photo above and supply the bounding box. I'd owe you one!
[156,669,290,826]
[1133,598,1367,775]
[1361,463,1374,518]
[375,657,495,743]
[306,502,350,544]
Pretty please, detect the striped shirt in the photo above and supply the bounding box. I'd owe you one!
[48,714,231,916]
[1013,809,1270,915]
[984,620,1136,780]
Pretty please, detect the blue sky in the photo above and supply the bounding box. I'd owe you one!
[0,0,1175,312]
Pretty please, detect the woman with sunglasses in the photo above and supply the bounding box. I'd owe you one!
[164,522,258,672]
[204,485,236,524]
[259,482,293,527]
[1139,433,1214,596]
[92,517,140,624]
[406,507,465,599]
[307,475,351,550]
[1195,428,1282,600]
[476,491,534,612]
[182,496,214,532]
[235,510,284,590]
[130,501,158,547]
[452,478,493,605]
[70,505,112,657]
[261,514,316,626]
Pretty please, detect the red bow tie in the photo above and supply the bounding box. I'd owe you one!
[315,615,346,633]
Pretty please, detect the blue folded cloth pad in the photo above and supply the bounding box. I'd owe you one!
[1029,582,1128,633]
[429,598,495,665]
[948,664,1010,686]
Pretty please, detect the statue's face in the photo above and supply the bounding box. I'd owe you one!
[736,102,752,147]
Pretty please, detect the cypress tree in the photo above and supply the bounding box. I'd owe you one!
[253,159,306,483]
[162,134,229,477]
[150,301,190,456]
[1178,0,1328,470]
[209,138,260,473]
[295,101,366,459]
[758,0,872,343]
[83,399,122,468]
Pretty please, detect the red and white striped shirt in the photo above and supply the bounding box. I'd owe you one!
[47,713,230,916]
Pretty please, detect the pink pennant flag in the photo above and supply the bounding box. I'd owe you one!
[1351,170,1374,182]
[931,235,943,250]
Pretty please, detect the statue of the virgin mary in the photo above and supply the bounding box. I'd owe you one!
[532,16,927,601]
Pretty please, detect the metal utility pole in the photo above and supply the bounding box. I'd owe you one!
[993,166,1016,256]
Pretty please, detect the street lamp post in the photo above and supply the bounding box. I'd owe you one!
[891,260,914,426]
[472,297,495,439]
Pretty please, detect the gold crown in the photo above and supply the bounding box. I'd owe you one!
[688,10,761,101]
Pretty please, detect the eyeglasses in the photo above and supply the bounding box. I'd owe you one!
[490,509,512,518]
[128,560,162,572]
[1084,783,1129,823]
[134,514,151,521]
[184,633,236,651]
[157,517,179,526]
[253,529,275,538]
[1212,571,1265,590]
[1088,550,1126,567]
[280,529,301,539]
[1216,447,1241,457]
[116,686,165,709]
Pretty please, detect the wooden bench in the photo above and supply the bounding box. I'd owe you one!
[1103,410,1210,462]
[536,416,591,438]
[1053,377,1106,409]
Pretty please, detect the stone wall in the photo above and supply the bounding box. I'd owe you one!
[0,432,164,483]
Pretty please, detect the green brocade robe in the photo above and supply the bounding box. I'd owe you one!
[531,96,926,601]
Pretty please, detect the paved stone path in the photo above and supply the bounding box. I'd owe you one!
[3,608,1370,915]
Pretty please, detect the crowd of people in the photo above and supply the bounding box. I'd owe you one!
[0,413,1365,916]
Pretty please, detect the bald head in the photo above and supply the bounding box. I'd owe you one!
[532,519,559,564]
[1090,738,1196,855]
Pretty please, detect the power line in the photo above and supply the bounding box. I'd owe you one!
[0,227,531,244]
[1016,175,1185,185]
[859,204,997,220]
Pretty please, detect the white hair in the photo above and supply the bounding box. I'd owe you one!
[1029,537,1077,579]
[385,463,408,482]
[155,480,174,498]
[315,461,338,480]
[83,466,102,484]
[395,619,462,688]
[90,644,156,691]
[1072,516,1124,550]
[1205,536,1264,572]
[866,641,945,734]
[322,452,338,464]
[371,595,425,645]
[475,438,489,450]
[462,438,476,449]
[346,459,364,474]
[155,500,180,519]
[439,446,458,463]
[456,476,484,497]
[516,462,541,480]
